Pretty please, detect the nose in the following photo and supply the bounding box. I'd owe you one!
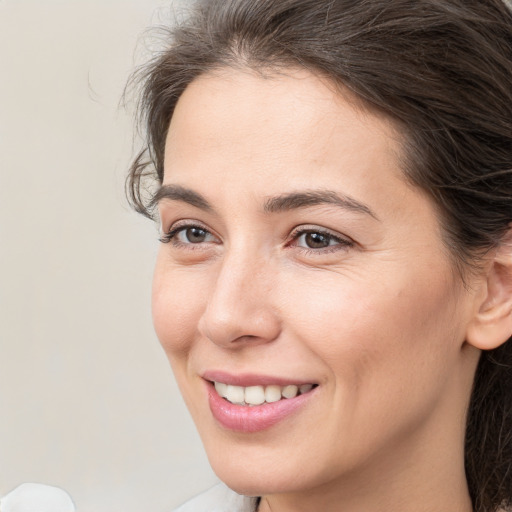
[197,252,281,348]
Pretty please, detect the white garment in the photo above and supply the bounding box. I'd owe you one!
[173,484,258,512]
[0,483,75,512]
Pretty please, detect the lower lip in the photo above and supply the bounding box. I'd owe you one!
[206,382,316,433]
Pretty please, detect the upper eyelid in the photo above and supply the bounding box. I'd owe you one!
[164,218,212,234]
[289,225,352,241]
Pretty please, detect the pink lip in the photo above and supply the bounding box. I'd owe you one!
[204,377,317,433]
[202,370,316,387]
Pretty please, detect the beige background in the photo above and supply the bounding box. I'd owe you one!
[0,1,217,510]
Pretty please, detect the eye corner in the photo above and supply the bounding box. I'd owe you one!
[158,231,174,244]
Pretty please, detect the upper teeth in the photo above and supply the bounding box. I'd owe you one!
[214,382,314,406]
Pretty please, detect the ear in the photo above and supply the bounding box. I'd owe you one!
[466,227,512,350]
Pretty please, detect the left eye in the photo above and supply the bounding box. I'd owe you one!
[294,230,350,249]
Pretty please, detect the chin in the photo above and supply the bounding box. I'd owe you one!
[205,443,324,498]
[212,467,296,497]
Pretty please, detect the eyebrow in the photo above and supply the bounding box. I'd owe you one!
[150,184,213,212]
[263,190,378,219]
[152,184,378,220]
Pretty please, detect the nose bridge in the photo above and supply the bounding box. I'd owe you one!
[198,244,280,346]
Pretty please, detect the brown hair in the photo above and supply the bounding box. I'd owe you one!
[127,1,512,510]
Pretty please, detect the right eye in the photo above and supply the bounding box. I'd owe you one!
[160,224,218,246]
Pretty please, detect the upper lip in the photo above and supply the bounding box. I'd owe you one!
[202,370,318,387]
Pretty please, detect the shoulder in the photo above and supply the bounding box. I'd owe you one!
[171,483,258,512]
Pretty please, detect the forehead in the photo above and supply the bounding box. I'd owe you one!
[164,66,403,181]
[163,68,412,220]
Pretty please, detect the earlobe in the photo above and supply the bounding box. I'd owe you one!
[466,228,512,351]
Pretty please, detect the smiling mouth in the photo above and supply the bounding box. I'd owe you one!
[212,381,318,406]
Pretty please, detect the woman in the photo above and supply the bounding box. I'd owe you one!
[127,0,512,511]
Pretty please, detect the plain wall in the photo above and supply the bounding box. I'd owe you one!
[0,1,217,511]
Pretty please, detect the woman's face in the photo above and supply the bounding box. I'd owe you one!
[153,68,480,498]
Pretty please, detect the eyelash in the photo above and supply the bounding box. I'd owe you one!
[288,226,354,254]
[159,222,215,247]
[160,223,354,254]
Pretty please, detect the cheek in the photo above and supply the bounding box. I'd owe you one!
[281,263,463,393]
[277,266,466,465]
[151,256,205,357]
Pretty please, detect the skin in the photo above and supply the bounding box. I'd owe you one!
[152,68,487,512]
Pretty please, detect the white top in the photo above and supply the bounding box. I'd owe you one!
[173,484,258,512]
[0,483,75,512]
